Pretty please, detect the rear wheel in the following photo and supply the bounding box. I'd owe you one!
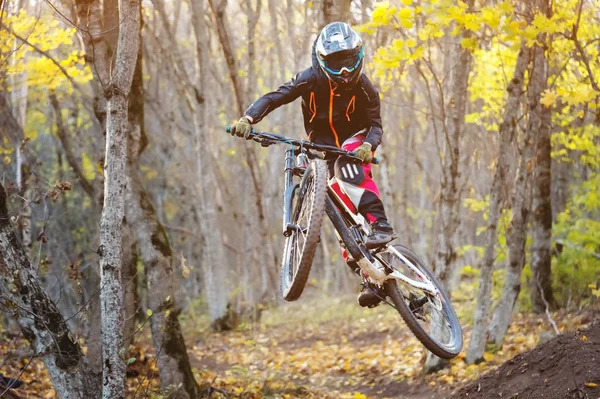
[377,245,463,359]
[280,159,328,301]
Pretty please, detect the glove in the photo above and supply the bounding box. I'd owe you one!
[354,142,373,163]
[230,116,252,139]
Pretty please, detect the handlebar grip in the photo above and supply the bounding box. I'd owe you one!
[226,126,231,133]
[372,157,379,165]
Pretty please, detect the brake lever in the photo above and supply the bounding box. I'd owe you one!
[348,151,380,164]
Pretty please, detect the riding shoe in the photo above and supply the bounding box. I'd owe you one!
[357,284,386,308]
[365,219,397,249]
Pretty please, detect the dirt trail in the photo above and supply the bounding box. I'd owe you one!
[452,321,600,399]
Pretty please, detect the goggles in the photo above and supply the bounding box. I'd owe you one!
[321,47,364,76]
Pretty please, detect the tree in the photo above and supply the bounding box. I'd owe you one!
[0,182,100,398]
[466,47,529,363]
[529,0,556,314]
[487,6,549,348]
[320,0,351,28]
[124,9,200,395]
[98,0,141,396]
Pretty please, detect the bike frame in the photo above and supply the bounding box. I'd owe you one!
[326,178,439,296]
[226,127,439,298]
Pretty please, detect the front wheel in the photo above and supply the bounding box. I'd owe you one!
[378,245,463,359]
[280,159,328,301]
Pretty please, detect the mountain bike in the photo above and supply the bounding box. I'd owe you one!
[226,127,463,359]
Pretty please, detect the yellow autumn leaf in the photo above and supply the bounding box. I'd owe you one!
[352,393,367,399]
[81,152,96,181]
[585,382,598,387]
[461,37,478,51]
[146,308,153,317]
[372,2,391,25]
[540,90,558,108]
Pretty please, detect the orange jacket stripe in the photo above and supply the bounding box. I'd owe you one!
[328,79,341,147]
[345,95,356,121]
[309,91,317,122]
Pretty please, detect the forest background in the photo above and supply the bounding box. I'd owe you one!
[0,0,599,398]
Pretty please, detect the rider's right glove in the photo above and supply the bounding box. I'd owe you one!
[354,142,373,164]
[230,116,252,139]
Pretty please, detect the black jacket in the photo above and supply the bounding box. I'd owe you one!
[244,46,383,149]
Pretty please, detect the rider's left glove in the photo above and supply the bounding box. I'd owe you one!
[354,142,373,164]
[230,116,253,139]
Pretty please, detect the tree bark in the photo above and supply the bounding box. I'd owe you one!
[208,0,278,304]
[190,0,232,323]
[267,0,286,82]
[74,0,111,128]
[0,90,23,144]
[124,12,200,397]
[432,22,472,292]
[425,2,473,372]
[99,0,141,396]
[0,183,100,399]
[320,0,351,28]
[487,33,548,347]
[49,93,96,200]
[529,0,555,314]
[466,47,529,364]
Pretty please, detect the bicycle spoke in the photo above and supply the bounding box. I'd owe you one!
[380,247,458,349]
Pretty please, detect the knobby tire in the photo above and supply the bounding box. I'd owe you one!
[280,160,328,301]
[382,245,463,359]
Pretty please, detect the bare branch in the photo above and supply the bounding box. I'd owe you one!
[49,92,96,201]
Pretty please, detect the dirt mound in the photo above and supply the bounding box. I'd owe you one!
[453,321,600,399]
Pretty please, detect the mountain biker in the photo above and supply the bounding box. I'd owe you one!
[230,22,396,307]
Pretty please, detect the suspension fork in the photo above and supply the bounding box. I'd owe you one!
[282,148,296,237]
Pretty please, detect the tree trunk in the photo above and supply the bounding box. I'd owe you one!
[49,93,96,200]
[74,0,111,129]
[0,183,100,399]
[121,223,139,351]
[488,33,549,347]
[425,4,473,372]
[530,0,555,314]
[124,14,200,398]
[432,27,472,292]
[208,0,278,304]
[320,0,351,28]
[267,0,286,82]
[190,0,232,325]
[466,47,529,364]
[99,0,141,396]
[243,0,279,301]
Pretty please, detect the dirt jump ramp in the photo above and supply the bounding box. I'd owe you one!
[453,320,600,399]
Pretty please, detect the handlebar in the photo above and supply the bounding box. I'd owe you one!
[225,126,379,164]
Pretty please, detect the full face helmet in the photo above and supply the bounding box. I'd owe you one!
[315,22,365,87]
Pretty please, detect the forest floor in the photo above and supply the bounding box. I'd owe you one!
[0,294,598,398]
